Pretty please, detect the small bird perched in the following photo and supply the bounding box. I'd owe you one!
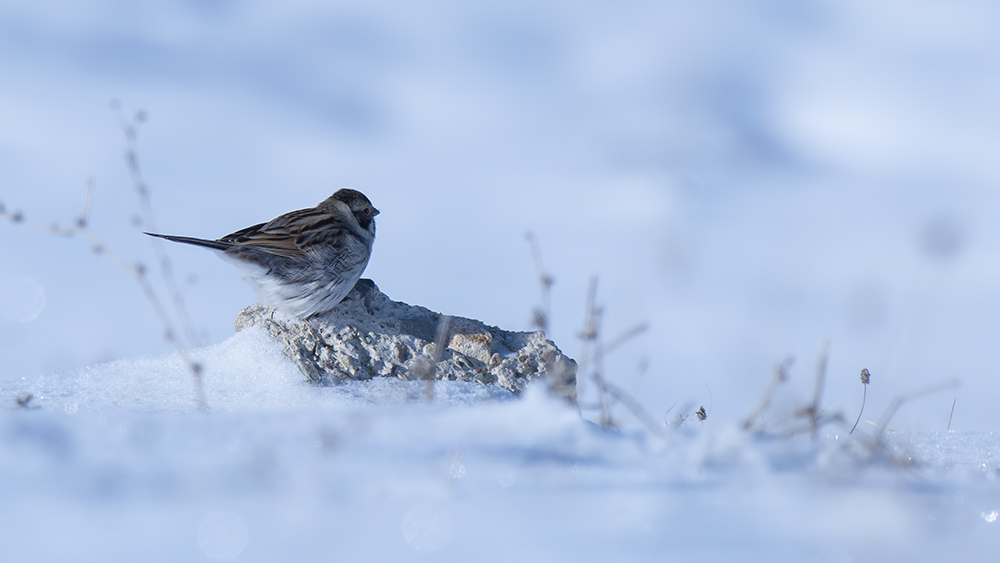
[146,188,379,319]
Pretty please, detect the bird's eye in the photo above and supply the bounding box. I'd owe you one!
[363,208,371,216]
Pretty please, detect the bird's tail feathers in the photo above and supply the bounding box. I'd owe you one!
[144,232,231,251]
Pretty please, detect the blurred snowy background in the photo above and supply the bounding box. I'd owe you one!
[3,0,1000,430]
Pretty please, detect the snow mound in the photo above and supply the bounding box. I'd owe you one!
[4,326,515,413]
[2,329,999,561]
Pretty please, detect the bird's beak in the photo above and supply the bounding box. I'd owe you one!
[372,207,380,216]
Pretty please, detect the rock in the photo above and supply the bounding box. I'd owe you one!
[234,279,577,404]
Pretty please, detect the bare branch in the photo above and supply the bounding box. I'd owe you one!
[111,103,202,351]
[2,104,209,410]
[599,322,649,357]
[742,358,792,431]
[807,339,830,438]
[525,232,554,333]
[600,380,665,438]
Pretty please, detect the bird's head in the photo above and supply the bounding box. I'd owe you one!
[331,188,379,232]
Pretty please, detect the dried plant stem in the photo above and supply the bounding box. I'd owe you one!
[947,399,957,431]
[525,232,553,333]
[574,276,654,431]
[1,103,209,410]
[522,242,656,434]
[576,276,601,419]
[865,420,894,432]
[742,358,792,431]
[113,103,206,409]
[1,187,208,410]
[601,322,650,356]
[849,384,867,435]
[745,343,845,436]
[876,378,961,437]
[422,315,452,402]
[599,379,664,437]
[113,103,201,350]
[849,368,871,435]
[807,340,830,438]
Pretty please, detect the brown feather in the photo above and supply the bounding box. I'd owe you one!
[218,208,345,258]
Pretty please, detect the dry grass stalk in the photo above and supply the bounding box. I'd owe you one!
[572,276,660,433]
[113,102,203,350]
[742,358,792,431]
[874,378,960,439]
[849,368,871,435]
[800,339,830,438]
[420,315,452,402]
[665,404,708,429]
[947,398,957,431]
[1,103,207,409]
[744,343,844,437]
[525,232,553,334]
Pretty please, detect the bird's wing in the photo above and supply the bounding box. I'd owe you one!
[219,208,347,258]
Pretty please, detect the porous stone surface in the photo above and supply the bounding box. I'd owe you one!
[234,279,577,404]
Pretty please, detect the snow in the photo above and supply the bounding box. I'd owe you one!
[5,327,514,413]
[6,0,1000,431]
[3,0,1000,559]
[3,331,1000,560]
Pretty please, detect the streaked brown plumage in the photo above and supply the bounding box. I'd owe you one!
[147,188,379,318]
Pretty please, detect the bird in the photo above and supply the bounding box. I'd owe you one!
[146,188,379,319]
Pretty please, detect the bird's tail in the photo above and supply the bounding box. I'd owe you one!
[144,232,232,251]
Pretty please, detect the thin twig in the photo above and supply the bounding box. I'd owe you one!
[599,322,649,356]
[703,382,714,419]
[849,368,871,435]
[2,104,209,410]
[2,186,208,410]
[663,404,676,423]
[666,403,696,429]
[78,179,94,228]
[112,102,206,409]
[849,385,867,435]
[525,232,554,333]
[579,277,601,344]
[601,380,665,437]
[947,398,957,431]
[808,339,830,438]
[876,378,961,437]
[421,315,452,402]
[865,420,894,432]
[576,276,601,420]
[112,102,202,351]
[742,358,792,431]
